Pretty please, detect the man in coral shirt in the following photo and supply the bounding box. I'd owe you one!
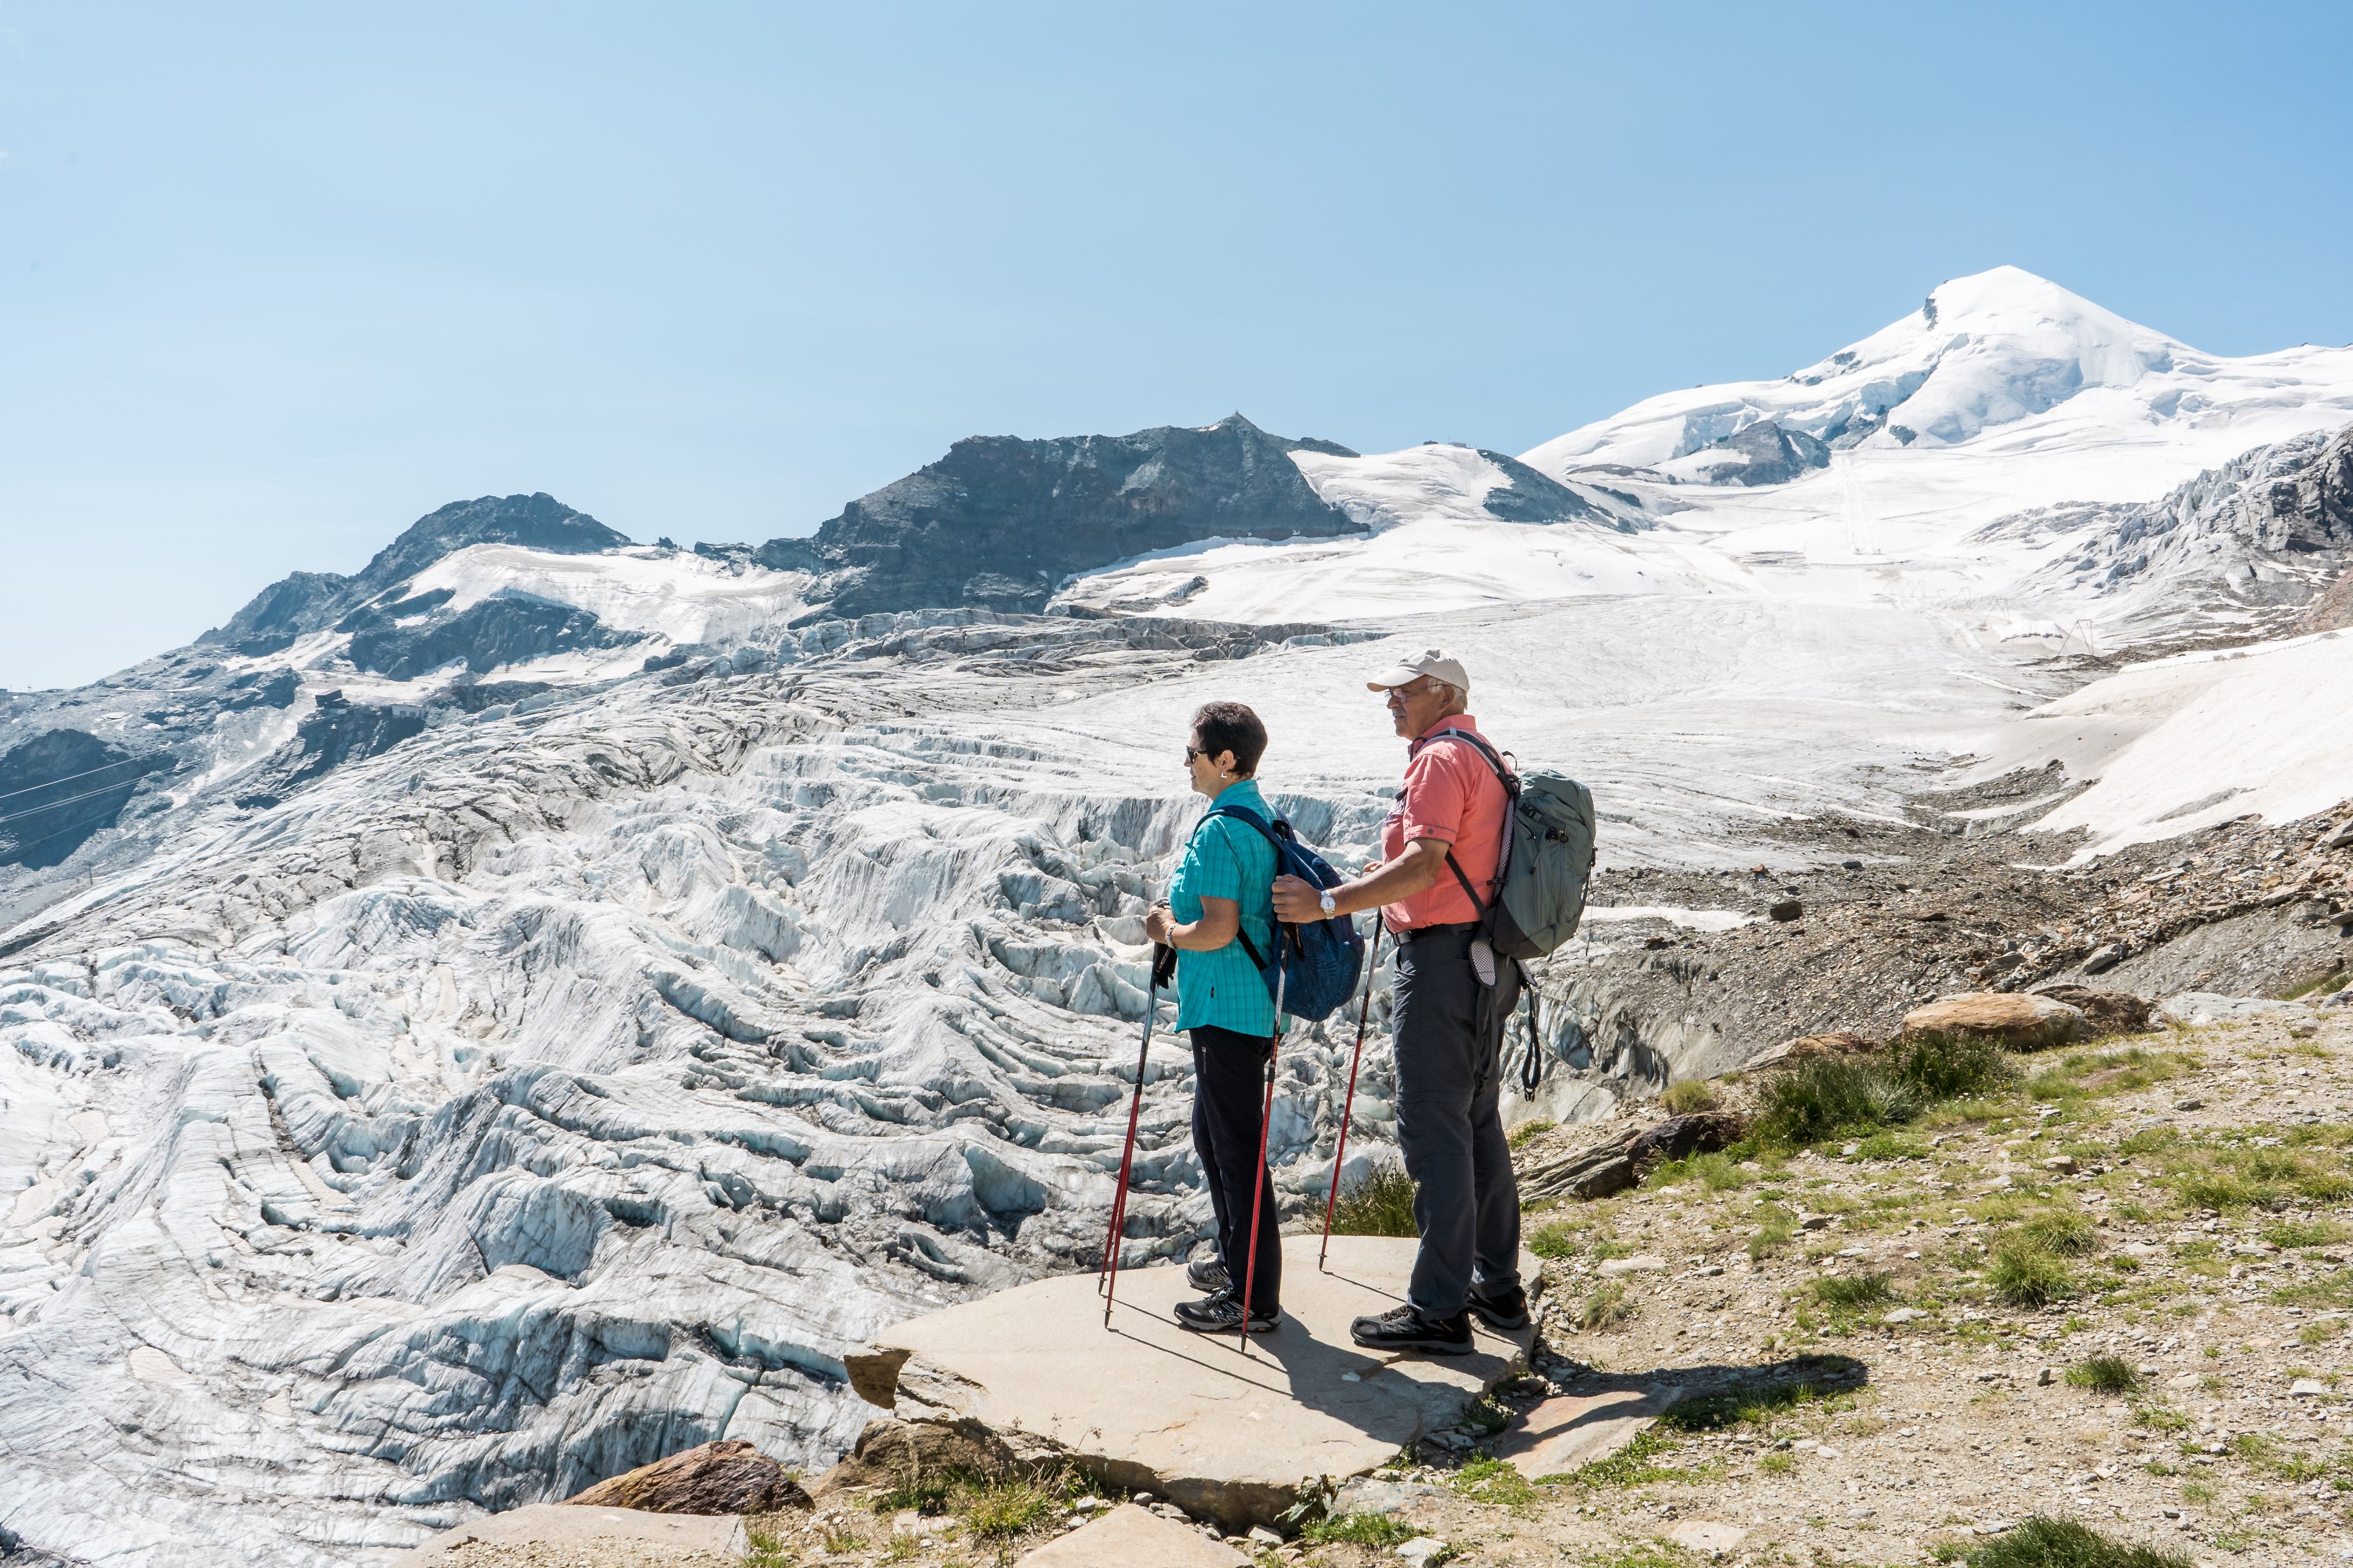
[1272,649,1525,1355]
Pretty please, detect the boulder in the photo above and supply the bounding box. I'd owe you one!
[807,1416,1041,1499]
[1900,992,2083,1051]
[1743,1029,1873,1072]
[2031,985,2154,1035]
[564,1439,809,1514]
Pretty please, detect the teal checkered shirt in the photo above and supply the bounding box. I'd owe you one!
[1165,779,1280,1037]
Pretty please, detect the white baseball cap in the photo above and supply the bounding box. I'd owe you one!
[1366,648,1470,694]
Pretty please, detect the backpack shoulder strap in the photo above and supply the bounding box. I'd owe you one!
[1425,726,1516,789]
[1200,801,1281,845]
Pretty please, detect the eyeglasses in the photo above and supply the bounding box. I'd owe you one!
[1183,746,1205,763]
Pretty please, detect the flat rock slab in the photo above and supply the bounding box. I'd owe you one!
[1489,1383,1686,1479]
[1018,1503,1247,1566]
[1668,1520,1750,1554]
[389,1505,748,1566]
[877,1236,1536,1530]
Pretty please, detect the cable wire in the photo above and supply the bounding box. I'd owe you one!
[0,755,152,803]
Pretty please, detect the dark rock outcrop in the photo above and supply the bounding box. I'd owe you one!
[1472,449,1618,525]
[202,493,629,653]
[1694,420,1832,485]
[764,414,1364,618]
[345,595,641,681]
[233,692,428,809]
[564,1439,810,1515]
[0,729,166,869]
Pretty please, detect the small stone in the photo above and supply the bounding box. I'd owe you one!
[1885,1307,1929,1323]
[1600,1254,1669,1275]
[2160,1506,2182,1519]
[1072,1496,1107,1513]
[2044,1156,2079,1175]
[2293,1379,2329,1398]
[2138,1365,2158,1376]
[1841,1142,1861,1157]
[2174,1097,2204,1111]
[2082,945,2122,975]
[1798,1214,1834,1231]
[1396,1537,1448,1567]
[1769,899,1803,922]
[2038,1367,2057,1386]
[1249,1526,1283,1546]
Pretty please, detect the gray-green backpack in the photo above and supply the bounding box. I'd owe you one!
[1430,728,1599,960]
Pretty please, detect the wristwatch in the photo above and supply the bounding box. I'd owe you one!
[1318,889,1337,916]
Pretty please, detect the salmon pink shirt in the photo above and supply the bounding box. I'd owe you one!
[1379,713,1509,932]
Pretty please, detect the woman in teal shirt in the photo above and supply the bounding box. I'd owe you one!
[1144,700,1284,1336]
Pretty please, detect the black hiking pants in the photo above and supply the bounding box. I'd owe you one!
[1391,923,1522,1317]
[1190,1025,1282,1313]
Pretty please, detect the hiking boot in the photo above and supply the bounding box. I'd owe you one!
[1186,1256,1230,1293]
[1349,1303,1472,1356]
[1174,1289,1278,1335]
[1468,1283,1530,1331]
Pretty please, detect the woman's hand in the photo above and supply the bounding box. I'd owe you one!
[1143,903,1175,945]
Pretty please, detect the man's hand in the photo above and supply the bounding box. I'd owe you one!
[1271,874,1324,923]
[1273,840,1449,923]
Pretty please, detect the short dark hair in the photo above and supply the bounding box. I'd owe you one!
[1191,701,1268,776]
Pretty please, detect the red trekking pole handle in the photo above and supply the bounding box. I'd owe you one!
[1320,917,1383,1272]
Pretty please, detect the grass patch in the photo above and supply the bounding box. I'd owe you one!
[2284,968,2349,1002]
[1988,1243,2076,1307]
[1964,1514,2192,1567]
[1329,1163,1418,1237]
[1759,1450,1794,1475]
[1752,1035,2014,1149]
[2276,1269,2353,1308]
[745,1514,796,1568]
[1555,1423,1718,1490]
[1648,1149,1752,1192]
[1661,1080,1719,1114]
[1527,1220,1583,1259]
[2019,1211,2101,1257]
[1662,1377,1844,1432]
[1302,1511,1418,1548]
[1579,1281,1636,1331]
[961,1476,1061,1543]
[1450,1454,1538,1508]
[1748,1203,1799,1259]
[1508,1119,1555,1150]
[2064,1355,2138,1393]
[1812,1272,1895,1309]
[2266,1217,2349,1249]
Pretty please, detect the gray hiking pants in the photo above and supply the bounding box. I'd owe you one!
[1391,923,1522,1317]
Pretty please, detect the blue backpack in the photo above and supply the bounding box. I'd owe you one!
[1201,802,1368,1027]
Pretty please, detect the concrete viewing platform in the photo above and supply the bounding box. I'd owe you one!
[864,1235,1539,1530]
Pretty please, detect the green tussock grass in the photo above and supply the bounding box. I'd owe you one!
[2065,1355,2138,1393]
[1661,1080,1719,1114]
[1988,1242,2077,1307]
[1508,1118,1556,1150]
[1328,1163,1418,1237]
[1579,1280,1636,1330]
[1957,1513,2191,1568]
[1450,1454,1538,1508]
[1812,1272,1895,1309]
[1302,1510,1418,1547]
[1751,1033,2013,1149]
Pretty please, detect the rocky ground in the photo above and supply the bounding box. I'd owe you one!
[1519,789,2353,1120]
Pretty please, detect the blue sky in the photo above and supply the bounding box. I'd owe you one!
[4,1,2349,689]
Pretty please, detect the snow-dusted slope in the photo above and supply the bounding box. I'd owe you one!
[1058,268,2353,636]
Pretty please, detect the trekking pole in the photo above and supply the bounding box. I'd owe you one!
[1099,980,1161,1326]
[1319,917,1384,1272]
[1238,944,1288,1357]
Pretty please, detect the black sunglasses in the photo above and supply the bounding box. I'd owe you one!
[1183,746,1205,763]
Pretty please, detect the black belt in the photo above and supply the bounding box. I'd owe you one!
[1394,921,1478,943]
